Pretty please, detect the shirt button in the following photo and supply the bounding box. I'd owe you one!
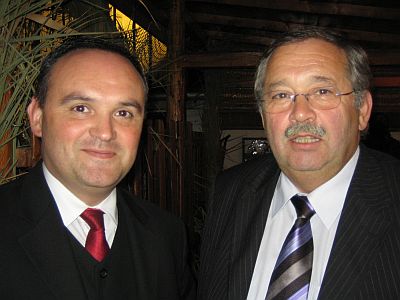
[99,268,108,278]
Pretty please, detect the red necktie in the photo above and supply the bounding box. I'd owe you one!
[80,208,110,261]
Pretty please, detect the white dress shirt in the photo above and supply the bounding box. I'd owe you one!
[43,163,118,248]
[247,147,360,300]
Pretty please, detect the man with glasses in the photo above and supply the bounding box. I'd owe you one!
[199,28,400,299]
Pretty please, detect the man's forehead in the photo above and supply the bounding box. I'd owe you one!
[271,38,345,61]
[264,39,348,81]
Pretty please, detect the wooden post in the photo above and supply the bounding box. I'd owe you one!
[167,0,185,218]
[0,85,13,180]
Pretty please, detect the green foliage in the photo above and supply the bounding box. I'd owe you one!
[0,0,102,183]
[1,1,55,182]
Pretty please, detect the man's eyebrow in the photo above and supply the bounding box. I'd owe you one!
[265,80,289,91]
[61,94,94,104]
[60,94,144,113]
[309,75,336,85]
[121,100,144,114]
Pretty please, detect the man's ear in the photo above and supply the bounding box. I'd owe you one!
[358,91,373,131]
[27,97,43,138]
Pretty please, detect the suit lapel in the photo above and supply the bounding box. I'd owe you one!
[229,158,280,300]
[17,164,87,300]
[18,165,160,300]
[319,148,394,299]
[117,191,158,300]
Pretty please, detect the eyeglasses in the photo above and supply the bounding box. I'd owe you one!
[261,87,355,113]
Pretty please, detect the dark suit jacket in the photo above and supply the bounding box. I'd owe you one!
[0,163,196,300]
[198,145,400,299]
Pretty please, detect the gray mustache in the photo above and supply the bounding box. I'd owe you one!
[285,123,326,138]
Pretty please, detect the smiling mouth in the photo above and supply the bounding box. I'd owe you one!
[291,136,321,143]
[83,149,116,158]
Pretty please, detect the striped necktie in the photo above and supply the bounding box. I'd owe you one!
[266,195,315,300]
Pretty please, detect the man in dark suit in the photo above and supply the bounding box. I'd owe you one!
[0,36,195,299]
[198,28,400,299]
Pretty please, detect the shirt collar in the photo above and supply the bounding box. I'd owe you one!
[42,163,118,227]
[272,147,360,229]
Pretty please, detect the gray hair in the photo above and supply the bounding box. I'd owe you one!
[254,28,372,111]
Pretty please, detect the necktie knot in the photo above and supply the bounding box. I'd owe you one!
[81,208,105,231]
[291,195,315,220]
[80,208,109,261]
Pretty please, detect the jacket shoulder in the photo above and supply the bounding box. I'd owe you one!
[215,153,278,191]
[117,187,186,233]
[0,175,27,213]
[360,146,400,176]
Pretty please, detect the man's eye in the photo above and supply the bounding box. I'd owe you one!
[73,105,89,112]
[116,110,133,118]
[315,88,334,95]
[271,92,291,100]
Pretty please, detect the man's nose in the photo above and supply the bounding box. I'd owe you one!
[289,94,316,123]
[89,115,116,141]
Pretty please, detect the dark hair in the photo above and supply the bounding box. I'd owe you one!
[34,35,148,106]
[254,27,372,110]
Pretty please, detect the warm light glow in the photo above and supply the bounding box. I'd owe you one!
[109,4,133,31]
[109,4,167,70]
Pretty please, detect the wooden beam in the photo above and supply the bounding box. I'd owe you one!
[187,0,400,21]
[168,0,186,218]
[168,1,185,122]
[181,52,261,68]
[191,12,400,46]
[182,50,400,68]
[373,77,400,87]
[190,12,288,32]
[207,30,275,46]
[368,50,400,66]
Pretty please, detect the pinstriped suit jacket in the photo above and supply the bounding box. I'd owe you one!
[198,145,400,299]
